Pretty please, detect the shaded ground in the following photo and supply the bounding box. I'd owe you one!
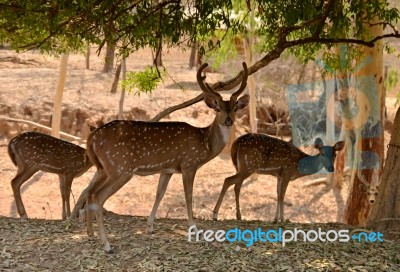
[1,214,399,271]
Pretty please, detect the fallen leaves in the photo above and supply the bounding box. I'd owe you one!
[0,215,399,271]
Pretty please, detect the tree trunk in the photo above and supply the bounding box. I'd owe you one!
[110,62,122,93]
[243,12,258,181]
[334,50,352,191]
[85,43,90,69]
[367,106,400,233]
[243,35,257,134]
[153,46,162,67]
[343,19,384,226]
[189,42,199,69]
[103,41,115,73]
[118,58,127,120]
[51,53,69,138]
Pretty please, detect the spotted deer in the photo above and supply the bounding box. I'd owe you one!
[358,169,379,204]
[84,62,249,252]
[8,131,93,219]
[213,134,345,222]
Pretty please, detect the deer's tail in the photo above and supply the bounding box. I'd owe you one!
[85,133,103,170]
[230,139,239,171]
[7,139,17,166]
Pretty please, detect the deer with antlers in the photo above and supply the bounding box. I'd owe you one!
[358,168,380,204]
[84,62,249,252]
[8,131,93,219]
[213,135,345,222]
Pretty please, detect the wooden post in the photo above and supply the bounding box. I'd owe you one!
[51,53,69,138]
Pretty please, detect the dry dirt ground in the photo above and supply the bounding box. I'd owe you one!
[0,48,399,271]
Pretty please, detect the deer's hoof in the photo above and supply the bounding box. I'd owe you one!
[87,230,95,239]
[147,226,154,235]
[212,212,218,221]
[104,244,114,254]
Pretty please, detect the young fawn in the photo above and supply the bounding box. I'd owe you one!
[83,62,249,252]
[213,134,345,222]
[8,131,93,219]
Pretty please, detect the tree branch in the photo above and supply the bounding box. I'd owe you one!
[150,93,204,122]
[150,29,400,121]
[312,0,335,38]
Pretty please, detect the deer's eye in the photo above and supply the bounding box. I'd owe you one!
[215,108,221,112]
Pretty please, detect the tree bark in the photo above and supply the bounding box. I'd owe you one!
[110,62,122,93]
[103,41,115,73]
[367,106,400,233]
[343,18,384,226]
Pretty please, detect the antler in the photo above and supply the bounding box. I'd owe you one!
[196,63,222,99]
[230,62,249,102]
[357,168,370,188]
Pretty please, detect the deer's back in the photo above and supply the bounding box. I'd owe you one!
[8,132,91,175]
[232,133,304,176]
[87,120,211,173]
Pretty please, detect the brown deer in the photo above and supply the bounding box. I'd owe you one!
[84,62,249,253]
[358,168,380,204]
[213,134,345,222]
[8,131,93,219]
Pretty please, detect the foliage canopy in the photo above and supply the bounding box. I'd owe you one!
[1,0,400,90]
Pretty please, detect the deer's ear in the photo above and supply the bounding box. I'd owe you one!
[235,94,249,110]
[314,138,323,150]
[334,141,345,151]
[88,125,97,132]
[204,94,220,110]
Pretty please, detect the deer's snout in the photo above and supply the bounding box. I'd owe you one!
[224,117,233,126]
[326,165,334,172]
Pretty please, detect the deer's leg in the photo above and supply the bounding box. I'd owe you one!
[213,172,250,221]
[58,175,67,220]
[71,172,100,219]
[86,170,107,238]
[278,179,290,222]
[234,179,246,220]
[11,168,37,219]
[182,169,197,229]
[274,177,290,222]
[62,174,74,219]
[92,173,133,253]
[147,173,173,234]
[274,177,283,222]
